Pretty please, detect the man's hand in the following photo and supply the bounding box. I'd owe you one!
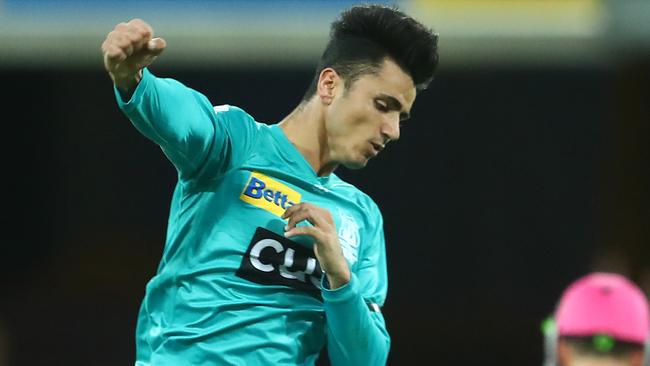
[101,18,166,93]
[282,203,351,289]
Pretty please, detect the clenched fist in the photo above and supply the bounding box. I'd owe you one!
[101,18,166,92]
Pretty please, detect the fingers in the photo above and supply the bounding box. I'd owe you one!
[117,18,153,54]
[282,203,332,232]
[137,37,166,68]
[102,42,127,64]
[281,203,300,220]
[284,225,320,239]
[101,18,162,71]
[282,203,309,229]
[284,209,314,232]
[147,37,166,55]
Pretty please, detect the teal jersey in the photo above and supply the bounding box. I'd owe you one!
[115,68,390,366]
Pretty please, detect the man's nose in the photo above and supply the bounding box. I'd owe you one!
[381,115,400,142]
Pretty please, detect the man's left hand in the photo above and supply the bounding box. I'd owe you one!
[282,203,351,289]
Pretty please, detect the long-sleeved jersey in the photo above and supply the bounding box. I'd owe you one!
[116,68,390,366]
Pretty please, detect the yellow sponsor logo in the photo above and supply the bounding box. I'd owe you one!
[240,172,301,217]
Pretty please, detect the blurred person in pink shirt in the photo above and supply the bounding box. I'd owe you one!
[542,272,650,366]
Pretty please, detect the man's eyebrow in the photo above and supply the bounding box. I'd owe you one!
[377,93,410,121]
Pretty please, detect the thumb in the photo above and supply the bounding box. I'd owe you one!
[313,242,321,261]
[147,37,166,56]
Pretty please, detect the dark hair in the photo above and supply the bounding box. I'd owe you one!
[302,4,439,102]
[561,336,645,359]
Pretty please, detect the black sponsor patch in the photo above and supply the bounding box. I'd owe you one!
[236,227,323,299]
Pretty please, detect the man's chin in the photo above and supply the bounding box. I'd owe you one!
[342,159,369,170]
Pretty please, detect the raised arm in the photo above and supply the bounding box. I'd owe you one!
[101,20,260,183]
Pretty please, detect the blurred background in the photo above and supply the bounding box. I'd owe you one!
[1,0,649,365]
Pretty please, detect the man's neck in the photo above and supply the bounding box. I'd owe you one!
[278,100,338,177]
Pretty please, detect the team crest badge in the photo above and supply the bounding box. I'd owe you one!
[337,209,360,265]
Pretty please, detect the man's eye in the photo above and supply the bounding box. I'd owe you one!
[375,100,388,112]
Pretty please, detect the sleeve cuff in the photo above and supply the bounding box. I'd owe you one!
[114,68,153,109]
[321,272,359,304]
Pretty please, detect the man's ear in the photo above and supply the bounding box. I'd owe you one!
[316,68,341,105]
[557,339,571,366]
[629,350,644,366]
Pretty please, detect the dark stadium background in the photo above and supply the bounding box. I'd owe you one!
[1,1,649,365]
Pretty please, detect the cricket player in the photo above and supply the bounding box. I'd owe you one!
[101,4,439,365]
[543,272,650,366]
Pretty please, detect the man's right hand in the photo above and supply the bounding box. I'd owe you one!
[101,18,166,93]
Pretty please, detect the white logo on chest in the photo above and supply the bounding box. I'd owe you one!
[337,208,360,265]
